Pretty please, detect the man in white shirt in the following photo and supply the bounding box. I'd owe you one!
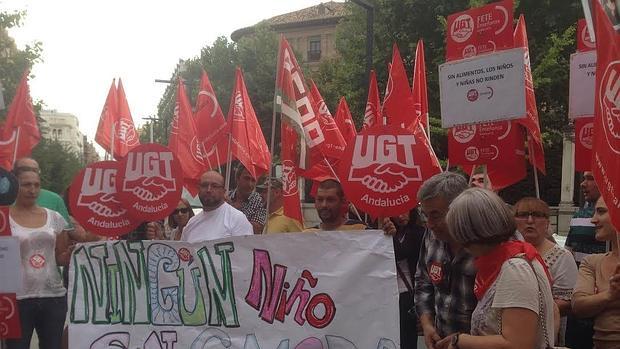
[181,170,253,243]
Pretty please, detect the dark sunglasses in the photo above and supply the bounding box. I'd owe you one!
[173,208,191,215]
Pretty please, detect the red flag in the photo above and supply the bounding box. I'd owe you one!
[95,79,118,158]
[334,97,357,144]
[195,70,229,170]
[276,35,312,225]
[412,40,429,134]
[227,67,270,179]
[514,15,545,175]
[383,44,418,128]
[577,19,596,52]
[575,117,594,172]
[309,81,347,158]
[592,1,620,230]
[169,79,206,195]
[0,71,40,170]
[363,70,382,129]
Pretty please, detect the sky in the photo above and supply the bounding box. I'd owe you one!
[3,0,326,148]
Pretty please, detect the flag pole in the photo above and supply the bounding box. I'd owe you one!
[215,147,222,174]
[264,40,284,234]
[11,127,20,165]
[224,133,233,192]
[110,123,115,161]
[527,134,541,199]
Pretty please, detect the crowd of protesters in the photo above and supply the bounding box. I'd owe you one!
[3,159,620,349]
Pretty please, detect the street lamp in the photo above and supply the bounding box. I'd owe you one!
[350,0,374,90]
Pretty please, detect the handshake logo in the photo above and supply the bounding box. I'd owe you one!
[122,152,177,202]
[348,134,421,194]
[601,61,620,154]
[77,168,127,218]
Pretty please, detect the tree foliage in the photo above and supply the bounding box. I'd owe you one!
[31,138,83,194]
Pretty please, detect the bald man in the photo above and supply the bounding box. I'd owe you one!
[180,171,253,243]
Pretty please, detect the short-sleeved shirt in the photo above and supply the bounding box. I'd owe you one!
[573,253,620,345]
[265,207,303,233]
[543,244,578,345]
[470,257,555,348]
[229,190,266,226]
[10,208,68,300]
[181,202,253,243]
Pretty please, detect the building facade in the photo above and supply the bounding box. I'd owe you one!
[231,1,348,70]
[39,109,84,156]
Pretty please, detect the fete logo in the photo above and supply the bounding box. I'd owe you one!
[281,160,298,197]
[118,143,183,221]
[600,61,620,154]
[579,121,594,150]
[452,124,477,144]
[451,14,474,43]
[197,90,220,118]
[70,161,136,237]
[114,118,139,146]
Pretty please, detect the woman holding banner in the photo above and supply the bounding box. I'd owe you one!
[7,166,73,349]
[513,197,578,346]
[437,188,556,349]
[572,196,620,349]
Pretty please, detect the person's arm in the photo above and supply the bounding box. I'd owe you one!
[551,250,579,316]
[572,256,620,317]
[53,212,73,267]
[414,231,440,349]
[439,308,538,349]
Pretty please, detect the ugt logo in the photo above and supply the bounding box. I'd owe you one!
[348,134,421,194]
[114,118,139,146]
[78,167,126,218]
[122,152,177,201]
[600,61,620,154]
[451,14,474,43]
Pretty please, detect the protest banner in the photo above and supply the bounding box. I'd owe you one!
[68,231,399,348]
[439,48,526,127]
[569,51,597,119]
[575,117,594,172]
[338,125,440,218]
[116,143,183,222]
[446,0,514,60]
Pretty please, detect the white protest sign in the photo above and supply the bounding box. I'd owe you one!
[0,237,22,293]
[569,51,597,119]
[68,231,399,348]
[439,48,526,127]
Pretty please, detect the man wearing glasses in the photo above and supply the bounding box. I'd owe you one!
[180,170,253,243]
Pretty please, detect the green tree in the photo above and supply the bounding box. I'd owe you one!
[31,138,83,194]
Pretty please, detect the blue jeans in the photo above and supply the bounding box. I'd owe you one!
[6,296,66,349]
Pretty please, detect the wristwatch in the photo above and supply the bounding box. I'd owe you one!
[451,333,461,349]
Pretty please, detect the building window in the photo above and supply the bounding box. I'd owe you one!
[308,36,321,62]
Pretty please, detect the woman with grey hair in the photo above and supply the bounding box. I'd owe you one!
[436,188,556,349]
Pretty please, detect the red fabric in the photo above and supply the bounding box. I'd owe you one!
[514,15,545,175]
[0,293,21,339]
[112,79,139,159]
[382,44,418,128]
[194,70,230,171]
[592,1,620,232]
[95,79,118,157]
[575,117,594,172]
[577,19,596,52]
[309,81,347,158]
[363,70,382,129]
[412,40,429,134]
[168,80,206,191]
[474,240,552,300]
[334,97,357,145]
[0,72,40,170]
[227,68,270,179]
[445,0,514,61]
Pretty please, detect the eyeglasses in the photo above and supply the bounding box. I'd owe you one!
[200,182,224,190]
[417,207,447,223]
[514,211,548,220]
[173,207,191,215]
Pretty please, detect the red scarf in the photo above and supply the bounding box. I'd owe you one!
[473,241,552,300]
